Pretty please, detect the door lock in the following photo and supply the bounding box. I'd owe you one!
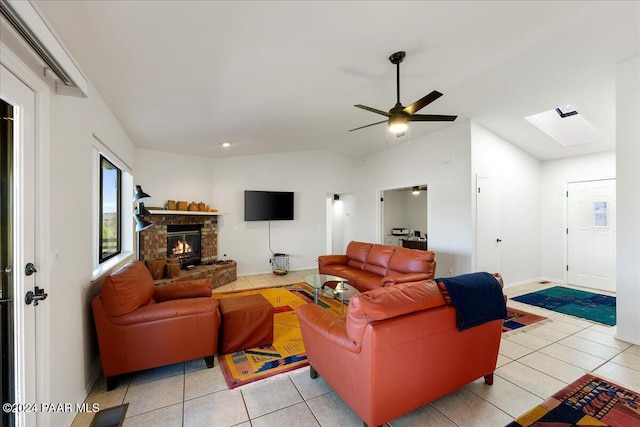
[25,286,48,306]
[25,262,37,276]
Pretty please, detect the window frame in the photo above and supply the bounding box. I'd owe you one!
[99,154,122,263]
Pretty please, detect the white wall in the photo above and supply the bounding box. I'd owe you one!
[134,148,214,208]
[48,83,136,426]
[354,121,472,277]
[539,151,616,282]
[136,149,355,275]
[212,150,355,275]
[382,190,405,238]
[615,56,640,345]
[405,190,428,236]
[471,122,542,285]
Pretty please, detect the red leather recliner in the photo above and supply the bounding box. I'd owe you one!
[92,260,220,390]
[297,279,503,427]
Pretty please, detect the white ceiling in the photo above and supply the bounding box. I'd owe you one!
[34,1,639,161]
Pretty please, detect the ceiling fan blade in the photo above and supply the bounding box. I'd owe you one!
[403,91,443,115]
[354,104,390,117]
[348,120,387,132]
[409,114,457,122]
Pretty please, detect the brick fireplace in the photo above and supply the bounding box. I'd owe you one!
[138,212,236,289]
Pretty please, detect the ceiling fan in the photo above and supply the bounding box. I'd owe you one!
[349,51,457,137]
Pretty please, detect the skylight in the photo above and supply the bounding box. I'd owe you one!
[525,106,603,146]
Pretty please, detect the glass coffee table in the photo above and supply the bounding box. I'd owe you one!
[304,274,359,313]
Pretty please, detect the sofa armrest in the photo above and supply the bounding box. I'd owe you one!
[154,279,212,302]
[296,304,361,353]
[318,255,349,268]
[381,272,429,287]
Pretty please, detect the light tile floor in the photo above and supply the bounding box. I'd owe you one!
[73,271,640,427]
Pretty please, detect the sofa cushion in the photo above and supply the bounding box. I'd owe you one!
[363,245,395,276]
[353,271,387,292]
[345,241,372,270]
[101,260,155,317]
[387,247,435,275]
[345,280,446,345]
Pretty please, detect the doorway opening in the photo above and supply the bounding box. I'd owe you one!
[381,185,428,250]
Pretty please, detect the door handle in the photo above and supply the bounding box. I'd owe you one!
[496,238,502,243]
[25,286,48,306]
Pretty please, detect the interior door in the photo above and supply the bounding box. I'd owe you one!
[567,179,616,292]
[1,64,38,427]
[476,176,502,273]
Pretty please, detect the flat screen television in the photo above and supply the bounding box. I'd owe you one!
[244,190,294,221]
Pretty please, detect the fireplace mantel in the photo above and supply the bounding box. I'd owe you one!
[148,209,220,216]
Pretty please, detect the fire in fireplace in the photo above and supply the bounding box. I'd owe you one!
[167,224,201,268]
[172,239,193,255]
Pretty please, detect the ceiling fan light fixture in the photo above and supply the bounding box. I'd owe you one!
[388,116,408,134]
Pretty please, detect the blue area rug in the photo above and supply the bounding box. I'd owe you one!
[512,286,616,326]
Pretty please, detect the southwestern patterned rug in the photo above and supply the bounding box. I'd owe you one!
[213,283,342,389]
[213,284,545,389]
[512,286,616,326]
[508,374,640,426]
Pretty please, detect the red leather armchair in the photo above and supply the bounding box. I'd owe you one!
[92,260,220,390]
[297,279,503,427]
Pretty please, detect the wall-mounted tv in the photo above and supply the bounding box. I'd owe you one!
[244,190,294,221]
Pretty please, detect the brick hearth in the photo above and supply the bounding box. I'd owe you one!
[139,212,236,289]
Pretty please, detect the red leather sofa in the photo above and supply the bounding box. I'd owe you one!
[92,260,220,390]
[318,241,436,292]
[297,278,504,427]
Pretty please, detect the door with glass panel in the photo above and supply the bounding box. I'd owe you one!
[1,64,39,427]
[567,179,616,292]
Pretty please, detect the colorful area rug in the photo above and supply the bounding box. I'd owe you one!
[213,284,545,388]
[512,286,616,326]
[213,283,342,389]
[508,374,640,426]
[503,307,546,332]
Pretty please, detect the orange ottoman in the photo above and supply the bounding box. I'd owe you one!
[218,294,273,354]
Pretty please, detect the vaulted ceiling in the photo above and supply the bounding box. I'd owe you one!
[34,1,639,161]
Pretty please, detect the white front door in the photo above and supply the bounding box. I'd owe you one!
[1,64,38,427]
[567,179,616,292]
[476,176,502,273]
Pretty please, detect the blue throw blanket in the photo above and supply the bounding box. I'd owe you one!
[437,272,507,331]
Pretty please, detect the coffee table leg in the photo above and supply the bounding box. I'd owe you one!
[314,287,319,304]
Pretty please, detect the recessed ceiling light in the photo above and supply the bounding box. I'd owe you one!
[221,141,232,148]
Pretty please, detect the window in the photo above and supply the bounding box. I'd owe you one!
[99,154,122,263]
[594,201,608,227]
